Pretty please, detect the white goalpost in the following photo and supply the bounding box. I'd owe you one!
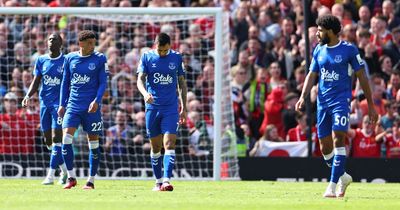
[0,7,238,181]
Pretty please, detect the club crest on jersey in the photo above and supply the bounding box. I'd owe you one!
[152,63,156,68]
[57,65,63,73]
[72,64,76,69]
[168,62,176,70]
[88,63,96,70]
[334,55,342,63]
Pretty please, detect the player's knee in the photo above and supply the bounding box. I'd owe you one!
[151,145,162,153]
[52,134,62,144]
[164,141,176,150]
[321,146,333,155]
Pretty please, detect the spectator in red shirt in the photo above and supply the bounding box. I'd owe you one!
[376,117,400,158]
[259,85,285,138]
[0,92,34,154]
[370,15,392,56]
[286,112,318,142]
[286,112,321,156]
[348,115,381,158]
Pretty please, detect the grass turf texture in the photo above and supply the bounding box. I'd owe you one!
[0,179,399,210]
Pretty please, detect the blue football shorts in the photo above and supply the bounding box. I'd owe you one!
[145,108,179,138]
[40,105,62,132]
[317,104,350,139]
[62,108,103,135]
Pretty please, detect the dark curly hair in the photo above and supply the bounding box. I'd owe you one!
[78,30,96,42]
[156,32,171,46]
[316,15,342,35]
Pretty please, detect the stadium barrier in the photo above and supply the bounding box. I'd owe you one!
[238,157,400,183]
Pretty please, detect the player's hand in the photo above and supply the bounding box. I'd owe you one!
[368,107,379,125]
[88,101,98,113]
[144,93,154,104]
[179,109,187,125]
[57,106,65,118]
[295,97,305,112]
[21,96,30,108]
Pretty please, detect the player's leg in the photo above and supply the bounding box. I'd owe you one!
[42,130,56,185]
[160,134,176,191]
[146,109,163,191]
[317,108,335,168]
[316,108,337,197]
[82,134,100,190]
[81,110,103,189]
[328,108,352,197]
[61,111,79,189]
[53,128,67,184]
[332,130,352,197]
[150,135,163,191]
[51,107,67,184]
[40,106,55,184]
[160,109,179,191]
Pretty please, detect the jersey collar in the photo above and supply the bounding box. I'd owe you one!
[154,49,171,56]
[48,52,63,60]
[326,40,341,49]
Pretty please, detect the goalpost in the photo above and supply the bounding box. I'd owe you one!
[0,7,238,180]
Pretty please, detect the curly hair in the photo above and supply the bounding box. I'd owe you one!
[316,15,341,35]
[78,30,96,42]
[156,32,171,46]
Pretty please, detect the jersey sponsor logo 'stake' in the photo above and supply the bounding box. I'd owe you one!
[321,68,339,81]
[153,73,173,85]
[43,75,61,86]
[71,73,90,84]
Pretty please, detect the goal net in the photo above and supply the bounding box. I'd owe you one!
[0,7,238,180]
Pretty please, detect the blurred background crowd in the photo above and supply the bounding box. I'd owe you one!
[1,0,400,160]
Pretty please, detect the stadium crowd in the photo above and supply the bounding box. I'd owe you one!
[1,0,400,159]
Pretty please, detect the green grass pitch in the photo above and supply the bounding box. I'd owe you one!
[0,179,399,210]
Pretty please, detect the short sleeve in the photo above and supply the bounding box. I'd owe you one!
[33,57,42,76]
[177,55,185,76]
[309,45,320,73]
[349,45,364,72]
[137,53,147,74]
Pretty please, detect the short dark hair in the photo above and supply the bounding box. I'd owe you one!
[49,32,63,42]
[316,15,342,35]
[156,32,171,46]
[78,30,96,42]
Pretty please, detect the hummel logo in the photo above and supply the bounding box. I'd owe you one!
[152,63,156,68]
[62,149,67,155]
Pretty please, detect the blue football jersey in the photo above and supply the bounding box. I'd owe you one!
[34,53,65,107]
[310,41,364,108]
[137,49,185,109]
[60,51,108,112]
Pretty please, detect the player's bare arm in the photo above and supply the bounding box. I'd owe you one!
[137,72,154,104]
[355,69,378,124]
[178,75,188,124]
[22,75,41,107]
[295,71,318,112]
